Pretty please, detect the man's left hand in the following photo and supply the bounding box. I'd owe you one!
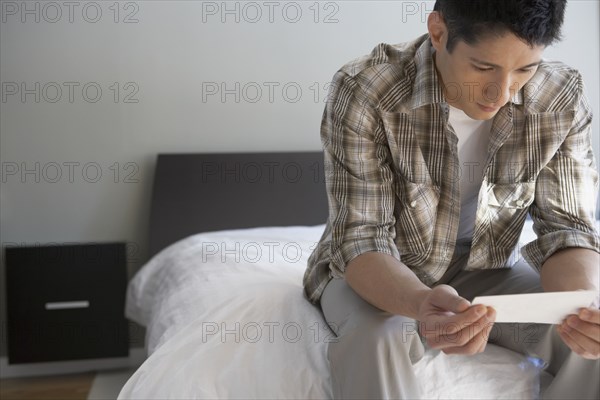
[557,307,600,360]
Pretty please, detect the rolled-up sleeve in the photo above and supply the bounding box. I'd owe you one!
[522,75,600,270]
[323,70,400,278]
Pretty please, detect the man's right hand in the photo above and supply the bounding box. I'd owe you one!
[417,284,496,355]
[345,251,496,355]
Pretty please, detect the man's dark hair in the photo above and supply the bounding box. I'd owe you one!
[433,0,567,52]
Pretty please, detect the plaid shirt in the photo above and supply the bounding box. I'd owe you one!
[303,33,600,305]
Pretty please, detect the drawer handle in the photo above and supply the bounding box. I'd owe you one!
[45,301,90,310]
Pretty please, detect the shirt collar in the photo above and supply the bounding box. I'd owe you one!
[408,34,445,110]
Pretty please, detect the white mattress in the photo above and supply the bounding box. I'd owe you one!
[118,223,547,399]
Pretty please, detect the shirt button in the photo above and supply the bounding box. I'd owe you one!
[410,201,417,208]
[515,200,524,207]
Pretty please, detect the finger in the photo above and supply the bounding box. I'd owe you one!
[425,322,473,350]
[479,308,496,349]
[421,310,486,342]
[558,326,600,359]
[557,326,585,354]
[453,312,495,346]
[478,323,494,353]
[432,305,489,335]
[578,308,600,325]
[441,331,487,356]
[560,323,600,355]
[565,315,600,341]
[441,340,480,355]
[437,316,495,355]
[442,345,474,355]
[454,308,495,350]
[431,312,495,349]
[472,320,494,354]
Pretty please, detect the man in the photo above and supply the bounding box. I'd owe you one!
[303,0,600,399]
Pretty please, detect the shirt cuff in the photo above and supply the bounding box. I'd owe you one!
[329,236,401,278]
[521,227,600,271]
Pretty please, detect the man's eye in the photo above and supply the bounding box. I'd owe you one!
[473,65,492,72]
[519,68,534,73]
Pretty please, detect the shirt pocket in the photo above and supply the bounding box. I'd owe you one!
[395,181,440,254]
[485,181,536,250]
[487,182,536,209]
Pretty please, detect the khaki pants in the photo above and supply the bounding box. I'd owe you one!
[320,246,600,399]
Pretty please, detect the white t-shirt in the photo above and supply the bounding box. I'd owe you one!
[447,104,493,242]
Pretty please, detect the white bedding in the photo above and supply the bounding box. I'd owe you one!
[118,223,547,399]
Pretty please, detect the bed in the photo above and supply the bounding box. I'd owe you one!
[117,151,549,400]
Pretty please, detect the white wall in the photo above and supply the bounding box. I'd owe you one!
[1,1,599,355]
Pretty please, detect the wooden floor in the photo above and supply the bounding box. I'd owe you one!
[0,372,95,400]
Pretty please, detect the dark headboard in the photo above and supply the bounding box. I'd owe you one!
[147,151,329,258]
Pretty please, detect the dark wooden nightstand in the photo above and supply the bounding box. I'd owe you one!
[5,243,129,364]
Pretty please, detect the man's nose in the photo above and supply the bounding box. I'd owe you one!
[483,77,513,106]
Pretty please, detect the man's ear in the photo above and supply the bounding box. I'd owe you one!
[427,11,447,52]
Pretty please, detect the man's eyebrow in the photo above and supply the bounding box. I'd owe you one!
[469,57,542,70]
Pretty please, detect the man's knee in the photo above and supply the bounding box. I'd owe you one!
[321,277,424,361]
[330,311,424,363]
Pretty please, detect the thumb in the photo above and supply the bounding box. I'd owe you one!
[431,284,471,313]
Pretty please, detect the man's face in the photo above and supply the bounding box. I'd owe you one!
[432,32,545,120]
